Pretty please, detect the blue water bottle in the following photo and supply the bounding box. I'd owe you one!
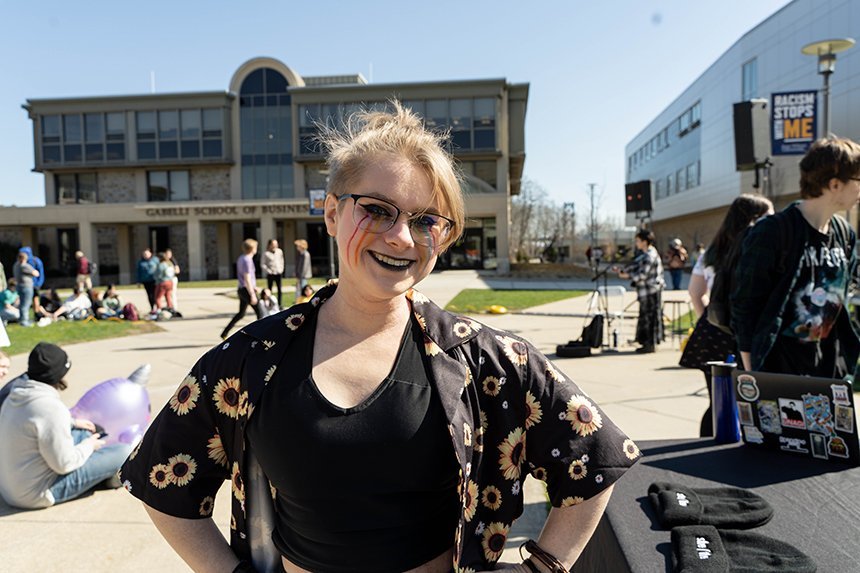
[708,360,741,443]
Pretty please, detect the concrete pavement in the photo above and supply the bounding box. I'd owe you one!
[0,271,707,572]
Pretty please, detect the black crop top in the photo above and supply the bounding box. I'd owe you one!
[246,312,460,572]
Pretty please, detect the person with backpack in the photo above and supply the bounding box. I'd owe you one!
[679,194,773,435]
[74,251,92,292]
[664,238,688,290]
[732,136,860,377]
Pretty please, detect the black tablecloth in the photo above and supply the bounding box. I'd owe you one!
[575,438,860,572]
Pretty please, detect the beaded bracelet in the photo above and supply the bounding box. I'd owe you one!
[520,539,568,573]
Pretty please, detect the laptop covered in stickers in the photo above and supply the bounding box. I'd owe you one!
[732,370,860,466]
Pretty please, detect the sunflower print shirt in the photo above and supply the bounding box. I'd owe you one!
[119,283,640,572]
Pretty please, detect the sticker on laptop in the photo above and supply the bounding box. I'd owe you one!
[737,402,754,426]
[736,374,760,401]
[779,398,807,430]
[827,436,850,459]
[831,384,851,406]
[779,436,809,454]
[743,425,764,444]
[802,393,834,436]
[810,433,828,459]
[835,405,855,434]
[758,400,782,434]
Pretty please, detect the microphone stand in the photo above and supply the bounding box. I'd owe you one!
[590,261,619,352]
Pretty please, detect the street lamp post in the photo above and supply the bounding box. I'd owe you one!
[801,38,855,137]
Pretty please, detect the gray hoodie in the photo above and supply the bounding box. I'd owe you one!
[0,379,94,508]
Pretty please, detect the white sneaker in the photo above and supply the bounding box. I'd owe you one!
[37,316,52,327]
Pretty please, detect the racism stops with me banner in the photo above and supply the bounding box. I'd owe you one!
[771,90,817,155]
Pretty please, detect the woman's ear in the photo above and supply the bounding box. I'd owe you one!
[324,194,339,238]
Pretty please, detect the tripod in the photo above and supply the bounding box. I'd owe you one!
[584,262,622,352]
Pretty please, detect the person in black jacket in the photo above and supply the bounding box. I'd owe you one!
[731,136,860,376]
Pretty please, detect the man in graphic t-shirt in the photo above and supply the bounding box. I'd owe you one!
[732,136,860,377]
[221,238,262,340]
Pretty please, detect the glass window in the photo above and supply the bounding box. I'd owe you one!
[240,69,264,95]
[63,115,82,142]
[474,160,497,188]
[148,171,169,201]
[679,109,691,134]
[85,114,103,143]
[265,68,288,93]
[655,179,664,199]
[159,111,178,140]
[56,173,97,203]
[43,145,61,163]
[181,110,200,139]
[137,112,156,139]
[42,115,60,142]
[202,109,222,136]
[474,98,495,127]
[56,174,76,204]
[742,58,758,101]
[667,173,674,195]
[691,101,702,125]
[106,113,125,140]
[78,173,97,203]
[676,168,686,193]
[402,99,424,117]
[171,170,190,201]
[202,139,222,158]
[425,99,447,130]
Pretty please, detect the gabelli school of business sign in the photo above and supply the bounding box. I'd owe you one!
[771,90,817,155]
[141,202,312,219]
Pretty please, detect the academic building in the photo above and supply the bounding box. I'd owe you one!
[625,0,860,248]
[2,57,528,283]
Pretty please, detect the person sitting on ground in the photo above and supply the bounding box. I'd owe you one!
[295,284,315,304]
[258,288,280,318]
[48,286,93,322]
[0,343,132,509]
[93,284,122,319]
[0,278,21,324]
[35,288,63,324]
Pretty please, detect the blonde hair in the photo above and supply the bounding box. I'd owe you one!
[242,238,258,254]
[318,100,465,250]
[294,239,308,250]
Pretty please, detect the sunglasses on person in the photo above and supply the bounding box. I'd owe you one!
[338,193,454,247]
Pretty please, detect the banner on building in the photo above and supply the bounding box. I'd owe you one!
[309,189,326,215]
[771,90,817,155]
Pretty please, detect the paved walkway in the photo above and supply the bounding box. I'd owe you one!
[0,271,706,571]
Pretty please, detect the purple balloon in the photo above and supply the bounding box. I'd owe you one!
[70,376,151,446]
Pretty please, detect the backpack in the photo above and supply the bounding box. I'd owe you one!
[707,209,853,335]
[122,303,139,321]
[581,314,605,349]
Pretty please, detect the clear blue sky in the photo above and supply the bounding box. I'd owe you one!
[0,0,791,220]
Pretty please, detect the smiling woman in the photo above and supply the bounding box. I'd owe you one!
[119,101,640,573]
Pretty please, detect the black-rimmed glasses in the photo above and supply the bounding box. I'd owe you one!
[338,194,454,247]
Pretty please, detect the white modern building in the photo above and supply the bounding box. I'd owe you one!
[625,0,859,247]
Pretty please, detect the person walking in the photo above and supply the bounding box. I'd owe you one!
[617,229,665,353]
[294,239,312,302]
[120,102,639,573]
[13,250,39,327]
[262,239,285,306]
[664,238,688,290]
[136,248,158,310]
[732,136,860,376]
[74,251,92,292]
[220,238,262,339]
[0,343,131,509]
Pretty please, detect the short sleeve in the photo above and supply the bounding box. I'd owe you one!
[522,347,640,507]
[119,347,236,519]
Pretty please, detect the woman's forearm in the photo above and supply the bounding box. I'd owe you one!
[532,484,614,570]
[144,504,240,573]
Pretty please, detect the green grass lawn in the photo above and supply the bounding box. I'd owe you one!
[445,289,587,314]
[3,320,163,357]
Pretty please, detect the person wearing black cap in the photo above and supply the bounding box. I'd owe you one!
[0,342,132,509]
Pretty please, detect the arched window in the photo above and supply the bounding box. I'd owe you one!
[239,68,294,199]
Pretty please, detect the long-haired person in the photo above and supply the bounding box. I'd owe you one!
[120,102,639,573]
[680,194,773,435]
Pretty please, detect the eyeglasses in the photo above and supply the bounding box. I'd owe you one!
[338,194,454,247]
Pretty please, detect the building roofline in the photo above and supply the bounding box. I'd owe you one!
[289,77,511,94]
[23,90,235,110]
